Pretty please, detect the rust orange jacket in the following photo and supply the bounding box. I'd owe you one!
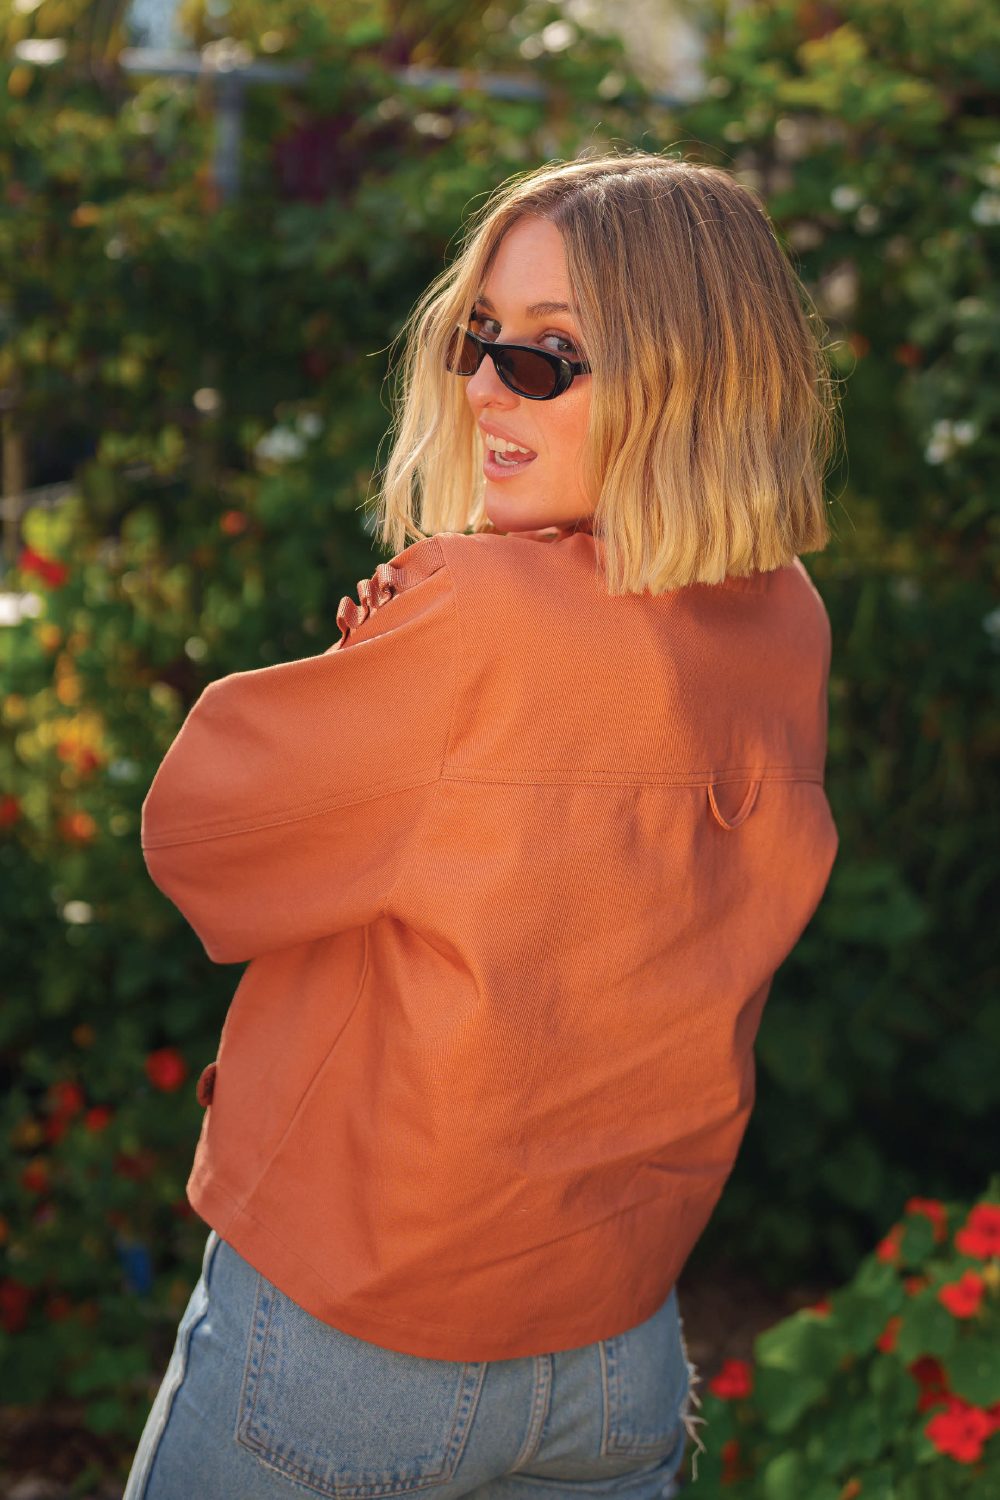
[141,529,837,1360]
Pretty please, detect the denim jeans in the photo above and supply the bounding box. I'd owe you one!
[124,1232,693,1500]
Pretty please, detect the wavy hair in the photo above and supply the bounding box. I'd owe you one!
[377,153,835,594]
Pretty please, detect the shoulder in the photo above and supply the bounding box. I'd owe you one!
[335,536,451,647]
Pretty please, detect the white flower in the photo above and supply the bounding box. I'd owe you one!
[831,185,862,213]
[255,427,306,464]
[13,37,67,64]
[0,591,43,625]
[62,901,94,925]
[971,192,1000,226]
[952,420,978,446]
[184,636,207,660]
[597,72,625,100]
[541,20,576,51]
[108,758,140,782]
[297,412,323,438]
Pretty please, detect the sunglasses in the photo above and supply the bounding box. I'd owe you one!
[446,325,590,401]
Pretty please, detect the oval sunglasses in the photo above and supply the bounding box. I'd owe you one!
[446,323,590,401]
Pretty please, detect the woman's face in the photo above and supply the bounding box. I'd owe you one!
[465,216,593,534]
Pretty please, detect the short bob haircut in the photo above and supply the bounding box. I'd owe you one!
[378,152,835,595]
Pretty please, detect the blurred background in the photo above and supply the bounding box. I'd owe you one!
[0,0,998,1493]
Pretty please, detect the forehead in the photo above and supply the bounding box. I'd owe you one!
[480,217,573,315]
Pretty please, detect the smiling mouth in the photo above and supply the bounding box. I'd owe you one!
[483,433,536,470]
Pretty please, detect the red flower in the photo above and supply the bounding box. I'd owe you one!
[806,1296,832,1318]
[876,1223,903,1264]
[720,1438,741,1485]
[113,1150,156,1181]
[905,1197,948,1242]
[911,1356,950,1412]
[925,1396,995,1464]
[955,1204,1000,1260]
[18,546,68,588]
[220,509,248,536]
[19,1159,49,1194]
[49,1081,85,1119]
[0,1278,32,1334]
[84,1104,113,1133]
[876,1314,903,1353]
[0,795,20,829]
[708,1358,754,1400]
[145,1047,188,1093]
[938,1270,985,1319]
[905,1275,928,1297]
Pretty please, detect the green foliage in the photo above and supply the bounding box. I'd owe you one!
[680,0,1000,1281]
[693,1193,1000,1498]
[0,0,640,1448]
[2,0,1000,1462]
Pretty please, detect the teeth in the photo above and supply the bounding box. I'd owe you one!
[484,434,530,455]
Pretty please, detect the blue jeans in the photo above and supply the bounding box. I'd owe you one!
[125,1232,693,1499]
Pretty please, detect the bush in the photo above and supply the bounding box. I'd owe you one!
[680,0,1000,1282]
[694,1189,1000,1498]
[0,0,639,1441]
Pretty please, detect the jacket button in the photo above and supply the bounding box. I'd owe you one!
[196,1063,217,1108]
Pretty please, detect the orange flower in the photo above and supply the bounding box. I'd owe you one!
[220,509,248,535]
[938,1270,985,1319]
[905,1197,948,1242]
[58,810,97,844]
[708,1358,754,1400]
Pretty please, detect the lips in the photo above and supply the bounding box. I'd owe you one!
[480,426,537,480]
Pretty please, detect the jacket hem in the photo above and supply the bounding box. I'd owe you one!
[187,1171,678,1362]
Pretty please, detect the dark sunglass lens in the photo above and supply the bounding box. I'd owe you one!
[446,328,482,376]
[496,346,557,398]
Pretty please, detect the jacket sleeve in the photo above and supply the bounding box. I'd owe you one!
[140,539,454,963]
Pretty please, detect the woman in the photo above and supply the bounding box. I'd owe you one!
[127,154,838,1499]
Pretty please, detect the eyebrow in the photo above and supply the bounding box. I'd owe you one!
[475,295,573,318]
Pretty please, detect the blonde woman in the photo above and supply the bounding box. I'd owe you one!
[127,155,838,1500]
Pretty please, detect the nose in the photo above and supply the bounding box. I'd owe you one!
[465,349,518,414]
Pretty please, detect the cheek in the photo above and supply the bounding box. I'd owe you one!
[542,390,590,470]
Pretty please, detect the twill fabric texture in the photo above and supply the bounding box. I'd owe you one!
[141,529,838,1362]
[124,1231,691,1500]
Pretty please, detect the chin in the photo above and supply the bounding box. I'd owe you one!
[484,492,561,534]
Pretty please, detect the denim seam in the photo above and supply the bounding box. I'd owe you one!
[125,1231,221,1500]
[511,1354,553,1471]
[601,1331,680,1458]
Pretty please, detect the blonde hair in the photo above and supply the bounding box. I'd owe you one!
[378,152,835,594]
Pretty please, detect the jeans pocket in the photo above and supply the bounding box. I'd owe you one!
[599,1289,688,1459]
[236,1275,486,1497]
